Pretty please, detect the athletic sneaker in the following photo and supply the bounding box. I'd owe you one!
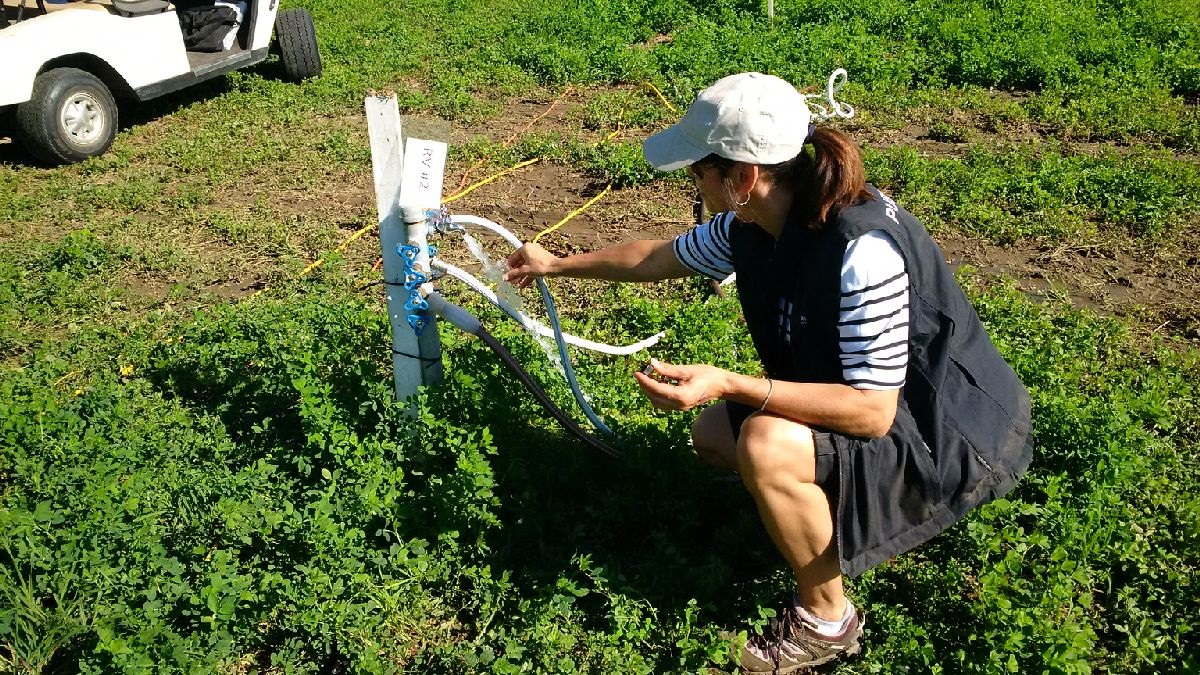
[739,602,864,673]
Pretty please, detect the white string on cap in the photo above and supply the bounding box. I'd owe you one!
[805,68,855,122]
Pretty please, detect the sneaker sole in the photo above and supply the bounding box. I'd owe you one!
[769,639,862,674]
[740,624,865,674]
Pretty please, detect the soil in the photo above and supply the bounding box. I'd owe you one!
[441,157,1200,344]
[937,232,1200,341]
[429,91,1200,345]
[11,85,1192,344]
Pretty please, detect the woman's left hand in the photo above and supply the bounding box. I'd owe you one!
[633,358,729,411]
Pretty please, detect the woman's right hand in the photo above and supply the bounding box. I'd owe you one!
[504,242,559,288]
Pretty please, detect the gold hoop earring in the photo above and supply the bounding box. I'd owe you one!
[735,194,750,208]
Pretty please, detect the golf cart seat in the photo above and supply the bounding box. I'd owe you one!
[41,0,115,13]
[111,0,168,15]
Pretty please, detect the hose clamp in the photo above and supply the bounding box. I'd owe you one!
[424,207,461,234]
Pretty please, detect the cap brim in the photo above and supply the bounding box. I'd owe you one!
[642,125,713,172]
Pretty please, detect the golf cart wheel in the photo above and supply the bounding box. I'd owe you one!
[275,8,322,82]
[15,67,118,166]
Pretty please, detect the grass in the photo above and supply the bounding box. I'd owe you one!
[2,0,1199,672]
[1,275,1197,672]
[867,143,1200,243]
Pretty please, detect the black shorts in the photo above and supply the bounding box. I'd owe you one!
[724,399,960,577]
[725,401,838,490]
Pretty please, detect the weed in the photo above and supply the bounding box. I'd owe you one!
[2,0,1199,672]
[866,143,1200,243]
[571,140,660,188]
[926,120,970,144]
[3,277,1197,672]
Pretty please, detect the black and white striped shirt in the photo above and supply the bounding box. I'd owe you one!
[674,212,909,390]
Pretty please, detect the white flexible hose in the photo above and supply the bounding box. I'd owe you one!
[448,214,615,435]
[804,68,855,122]
[432,259,664,356]
[451,215,523,248]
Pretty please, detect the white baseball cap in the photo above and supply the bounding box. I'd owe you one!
[642,72,813,172]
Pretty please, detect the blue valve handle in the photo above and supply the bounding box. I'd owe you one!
[396,242,438,336]
[405,294,430,312]
[404,270,428,290]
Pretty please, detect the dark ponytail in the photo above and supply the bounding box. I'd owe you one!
[759,127,871,228]
[696,127,871,229]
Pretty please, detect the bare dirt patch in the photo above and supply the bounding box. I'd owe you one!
[451,92,584,146]
[65,86,1196,345]
[447,162,693,248]
[855,123,969,157]
[938,231,1200,343]
[448,83,672,151]
[452,157,1200,343]
[290,89,1200,344]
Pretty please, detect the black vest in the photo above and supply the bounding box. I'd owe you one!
[731,186,1033,572]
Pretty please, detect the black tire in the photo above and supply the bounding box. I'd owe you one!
[275,8,322,82]
[15,68,118,166]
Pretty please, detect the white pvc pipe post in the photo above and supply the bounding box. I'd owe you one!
[365,95,443,405]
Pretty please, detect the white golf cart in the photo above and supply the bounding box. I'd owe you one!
[0,0,320,164]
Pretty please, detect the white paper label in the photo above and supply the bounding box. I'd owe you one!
[398,138,448,209]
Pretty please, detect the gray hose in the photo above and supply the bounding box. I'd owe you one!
[426,292,625,461]
[450,216,614,436]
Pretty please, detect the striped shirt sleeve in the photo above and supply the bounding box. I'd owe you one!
[672,211,735,280]
[838,230,909,390]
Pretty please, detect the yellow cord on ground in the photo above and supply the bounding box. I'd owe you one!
[253,84,679,300]
[297,219,380,278]
[532,183,612,244]
[642,81,678,114]
[248,158,545,303]
[455,86,573,191]
[444,157,542,204]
